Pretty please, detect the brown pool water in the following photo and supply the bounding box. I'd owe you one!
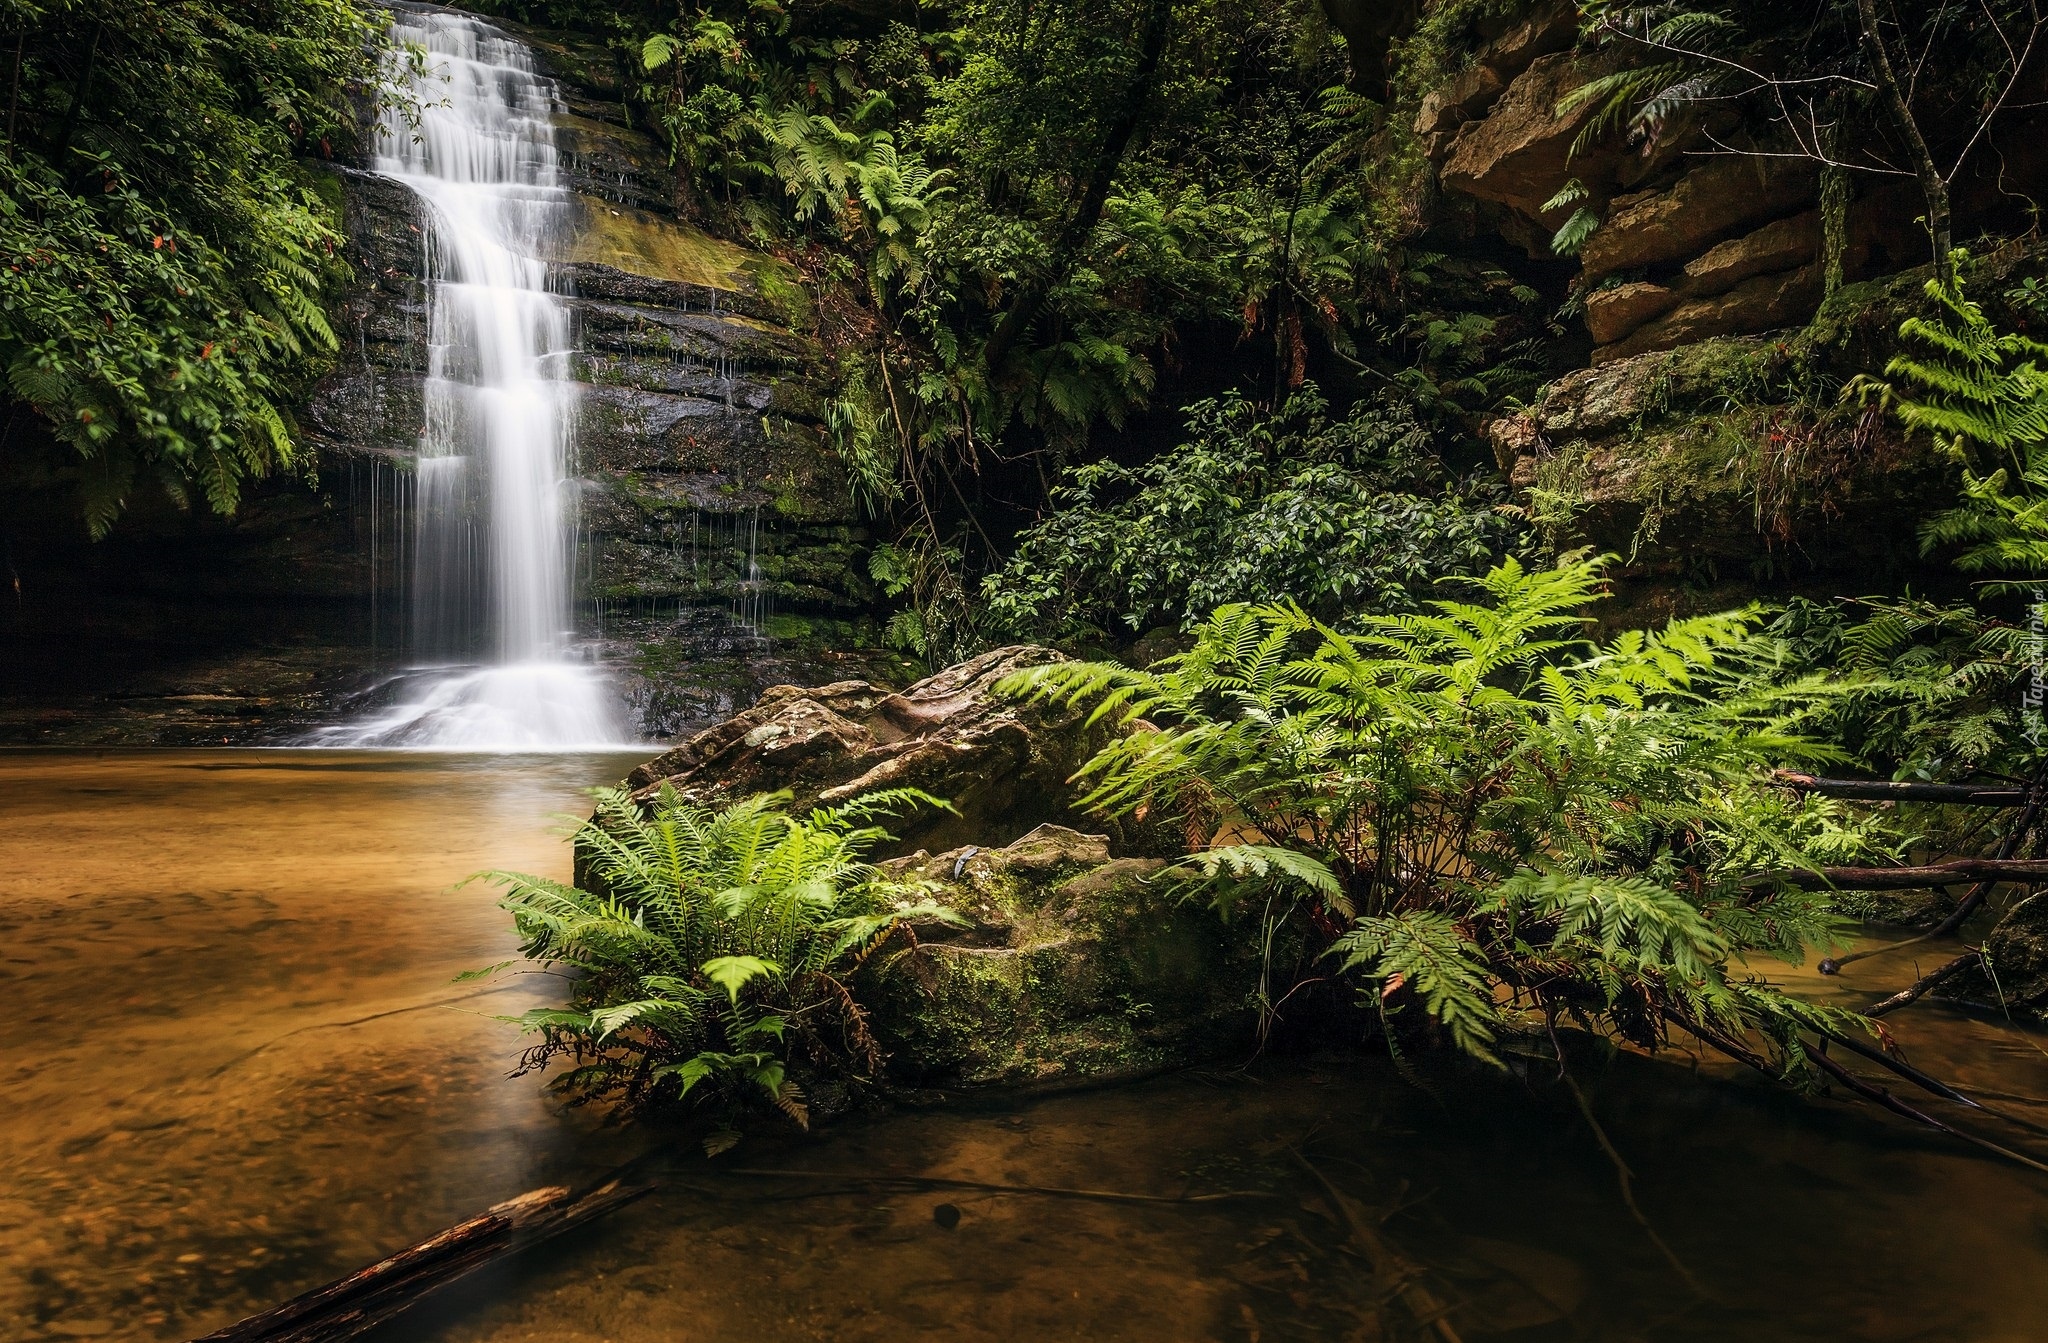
[5,750,2048,1343]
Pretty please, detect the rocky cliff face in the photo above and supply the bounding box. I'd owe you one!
[303,17,898,739]
[1406,3,2048,604]
[1419,2,1856,362]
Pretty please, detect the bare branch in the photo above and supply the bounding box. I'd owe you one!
[1943,13,2046,185]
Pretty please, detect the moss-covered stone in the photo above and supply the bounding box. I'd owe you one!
[862,827,1258,1089]
[1483,245,2048,619]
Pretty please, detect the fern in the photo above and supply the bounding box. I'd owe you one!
[1003,553,1897,1078]
[1853,261,2048,588]
[471,786,960,1122]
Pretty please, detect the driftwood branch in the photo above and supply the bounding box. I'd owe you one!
[1771,771,2030,807]
[1817,760,2045,972]
[190,1179,649,1343]
[1865,950,1982,1016]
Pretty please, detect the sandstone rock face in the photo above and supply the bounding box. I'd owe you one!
[1415,0,1576,144]
[1579,157,1817,282]
[1593,263,1821,362]
[1480,0,1579,76]
[1585,281,1680,345]
[1439,53,1610,225]
[861,825,1258,1089]
[1416,63,1505,136]
[622,645,1116,855]
[1681,210,1821,294]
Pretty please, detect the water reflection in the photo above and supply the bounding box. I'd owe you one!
[0,749,650,1338]
[4,751,2047,1342]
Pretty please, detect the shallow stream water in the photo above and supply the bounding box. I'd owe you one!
[6,750,2048,1342]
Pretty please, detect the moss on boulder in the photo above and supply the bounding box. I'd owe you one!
[862,826,1259,1090]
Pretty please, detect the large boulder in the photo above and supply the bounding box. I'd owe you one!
[860,826,1260,1089]
[613,649,1269,1091]
[622,645,1122,855]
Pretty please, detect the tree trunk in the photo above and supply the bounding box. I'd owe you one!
[1853,0,1952,282]
[981,0,1173,370]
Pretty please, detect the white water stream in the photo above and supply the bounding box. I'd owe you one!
[319,7,627,749]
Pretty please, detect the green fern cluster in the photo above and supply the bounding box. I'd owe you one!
[1002,554,1893,1073]
[473,787,959,1124]
[1854,263,2048,585]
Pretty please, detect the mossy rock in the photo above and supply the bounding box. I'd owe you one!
[862,827,1259,1089]
[1939,891,2048,1018]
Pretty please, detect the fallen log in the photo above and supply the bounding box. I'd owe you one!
[1770,772,2030,807]
[191,1178,649,1343]
[1750,857,2048,892]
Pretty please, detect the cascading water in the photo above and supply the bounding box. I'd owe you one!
[319,6,627,749]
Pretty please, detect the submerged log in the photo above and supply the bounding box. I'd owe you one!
[191,1179,649,1343]
[1770,771,2031,807]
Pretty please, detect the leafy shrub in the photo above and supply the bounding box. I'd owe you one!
[0,0,369,534]
[474,787,958,1125]
[982,385,1528,648]
[1003,554,1894,1073]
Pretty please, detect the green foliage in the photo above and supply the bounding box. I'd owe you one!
[1756,596,2045,786]
[983,385,1528,646]
[1002,554,1892,1074]
[0,0,370,534]
[1848,262,2048,586]
[473,786,961,1122]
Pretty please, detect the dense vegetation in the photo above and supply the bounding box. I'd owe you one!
[982,385,1526,648]
[1003,554,1888,1072]
[476,784,958,1129]
[0,0,371,534]
[493,273,2047,1136]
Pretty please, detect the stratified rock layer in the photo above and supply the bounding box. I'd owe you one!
[304,15,883,739]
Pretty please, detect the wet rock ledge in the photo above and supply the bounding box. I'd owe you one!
[305,13,888,738]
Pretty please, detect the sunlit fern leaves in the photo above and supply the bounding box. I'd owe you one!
[1002,553,1895,1078]
[471,785,960,1122]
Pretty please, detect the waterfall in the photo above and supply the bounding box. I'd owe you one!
[319,6,627,749]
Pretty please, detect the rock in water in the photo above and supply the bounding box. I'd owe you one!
[859,825,1260,1090]
[622,645,1118,855]
[611,648,1271,1090]
[1941,892,2048,1017]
